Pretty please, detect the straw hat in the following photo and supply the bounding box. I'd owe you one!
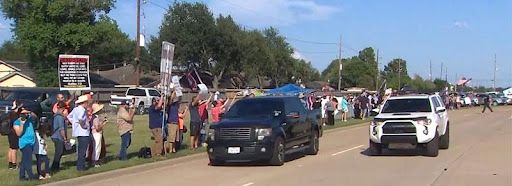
[75,95,89,104]
[91,103,104,114]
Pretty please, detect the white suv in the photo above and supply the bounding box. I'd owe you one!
[369,94,449,157]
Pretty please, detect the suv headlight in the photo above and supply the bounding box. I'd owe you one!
[255,128,272,140]
[208,129,215,141]
[418,119,432,125]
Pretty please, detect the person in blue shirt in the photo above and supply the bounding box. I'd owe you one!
[13,107,36,181]
[51,101,68,171]
[148,94,164,156]
[341,96,349,122]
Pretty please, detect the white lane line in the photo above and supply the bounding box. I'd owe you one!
[331,145,364,156]
[241,182,255,186]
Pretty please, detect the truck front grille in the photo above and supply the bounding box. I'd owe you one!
[219,128,252,140]
[382,122,416,134]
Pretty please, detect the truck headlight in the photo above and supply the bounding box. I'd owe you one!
[370,121,383,126]
[208,129,215,141]
[256,128,272,140]
[418,119,432,125]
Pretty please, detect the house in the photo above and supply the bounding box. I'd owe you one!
[0,60,36,87]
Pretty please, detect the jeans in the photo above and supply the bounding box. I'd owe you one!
[175,130,184,151]
[119,133,131,160]
[51,138,64,171]
[35,154,49,176]
[77,136,90,171]
[19,145,34,181]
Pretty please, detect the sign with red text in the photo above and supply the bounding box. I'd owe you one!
[58,54,91,90]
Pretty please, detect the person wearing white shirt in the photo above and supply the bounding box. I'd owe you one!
[67,95,90,172]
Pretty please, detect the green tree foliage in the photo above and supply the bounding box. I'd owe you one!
[1,0,133,86]
[381,58,411,90]
[0,40,28,61]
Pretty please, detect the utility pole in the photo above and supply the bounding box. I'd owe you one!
[440,62,443,80]
[455,73,458,92]
[493,54,497,92]
[376,49,379,91]
[398,59,401,90]
[338,35,342,91]
[445,66,448,82]
[429,60,432,81]
[135,0,141,87]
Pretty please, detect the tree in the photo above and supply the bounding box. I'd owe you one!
[381,58,411,90]
[0,40,28,61]
[239,30,271,89]
[263,27,295,87]
[1,0,119,86]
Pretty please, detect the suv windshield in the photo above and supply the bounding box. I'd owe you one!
[381,98,432,113]
[148,90,160,97]
[223,99,284,119]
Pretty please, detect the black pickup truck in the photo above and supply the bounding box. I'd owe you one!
[207,96,322,166]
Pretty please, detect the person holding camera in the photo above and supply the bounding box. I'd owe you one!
[117,100,136,161]
[50,101,68,171]
[12,107,37,181]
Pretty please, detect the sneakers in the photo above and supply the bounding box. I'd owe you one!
[39,175,45,180]
[8,163,17,170]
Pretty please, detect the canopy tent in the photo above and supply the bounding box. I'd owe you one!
[266,84,314,95]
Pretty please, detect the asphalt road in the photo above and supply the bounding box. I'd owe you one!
[49,106,512,186]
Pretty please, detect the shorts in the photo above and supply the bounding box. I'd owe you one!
[8,132,19,149]
[342,108,348,112]
[167,123,179,143]
[190,122,201,137]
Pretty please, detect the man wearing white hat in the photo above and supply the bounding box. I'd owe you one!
[67,95,90,172]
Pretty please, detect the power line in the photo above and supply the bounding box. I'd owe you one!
[146,0,168,11]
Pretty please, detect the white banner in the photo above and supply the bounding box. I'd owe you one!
[58,54,91,90]
[160,41,175,96]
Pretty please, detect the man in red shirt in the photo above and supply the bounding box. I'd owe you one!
[52,93,75,117]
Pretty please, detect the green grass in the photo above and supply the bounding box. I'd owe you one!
[0,113,371,186]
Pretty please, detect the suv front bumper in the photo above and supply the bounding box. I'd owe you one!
[370,120,437,144]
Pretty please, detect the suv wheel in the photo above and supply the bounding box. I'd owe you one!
[269,137,285,166]
[493,102,498,107]
[369,140,382,156]
[425,132,439,157]
[439,124,450,149]
[306,131,319,155]
[209,159,223,166]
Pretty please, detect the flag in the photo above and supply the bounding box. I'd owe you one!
[186,71,197,91]
[306,95,315,110]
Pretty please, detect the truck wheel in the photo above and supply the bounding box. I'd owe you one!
[425,132,439,157]
[493,102,498,107]
[269,137,285,166]
[137,105,145,115]
[439,124,450,149]
[369,140,382,156]
[306,131,319,155]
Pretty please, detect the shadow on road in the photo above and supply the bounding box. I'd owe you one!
[360,148,430,157]
[210,151,308,167]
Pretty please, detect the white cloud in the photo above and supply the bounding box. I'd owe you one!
[0,23,7,30]
[453,21,468,29]
[209,0,340,27]
[292,50,306,60]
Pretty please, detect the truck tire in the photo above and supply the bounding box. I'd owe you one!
[306,131,319,155]
[269,137,285,166]
[369,140,382,156]
[137,105,145,115]
[439,124,450,149]
[425,132,439,157]
[493,102,498,107]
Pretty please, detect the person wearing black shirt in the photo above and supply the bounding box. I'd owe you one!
[358,94,370,120]
[482,94,494,113]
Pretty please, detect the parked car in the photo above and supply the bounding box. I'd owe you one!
[488,93,503,106]
[207,96,322,166]
[110,87,161,115]
[369,94,449,157]
[475,94,487,106]
[459,94,472,107]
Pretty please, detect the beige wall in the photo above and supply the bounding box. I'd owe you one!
[0,64,17,78]
[0,75,36,87]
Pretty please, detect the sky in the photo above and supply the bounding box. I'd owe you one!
[1,0,511,88]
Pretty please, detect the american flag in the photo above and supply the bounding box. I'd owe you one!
[306,95,315,110]
[186,70,197,91]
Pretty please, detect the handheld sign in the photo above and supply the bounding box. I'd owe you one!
[58,55,91,90]
[160,42,175,96]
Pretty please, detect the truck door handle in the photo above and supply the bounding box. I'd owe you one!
[282,123,287,126]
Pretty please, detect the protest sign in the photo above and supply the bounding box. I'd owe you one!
[58,54,91,90]
[198,84,209,100]
[172,75,183,97]
[160,41,175,96]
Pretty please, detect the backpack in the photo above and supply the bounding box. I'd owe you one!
[0,113,13,136]
[138,147,152,159]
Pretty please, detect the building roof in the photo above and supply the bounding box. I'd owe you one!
[0,72,34,82]
[0,60,36,79]
[96,64,157,85]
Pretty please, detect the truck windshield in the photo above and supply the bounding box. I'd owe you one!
[381,99,431,113]
[223,99,284,119]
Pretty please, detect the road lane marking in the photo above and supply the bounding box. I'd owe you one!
[331,145,364,156]
[241,182,254,186]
